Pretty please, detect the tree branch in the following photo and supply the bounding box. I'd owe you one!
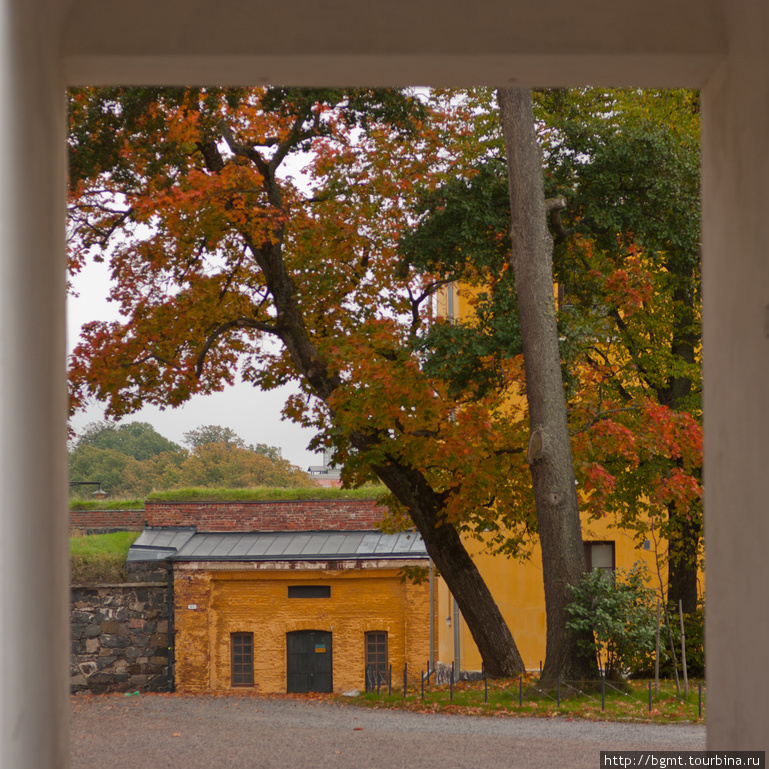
[195,317,279,377]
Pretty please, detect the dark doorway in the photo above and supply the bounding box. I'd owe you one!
[286,630,333,693]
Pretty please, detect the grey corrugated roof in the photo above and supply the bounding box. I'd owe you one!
[127,527,427,563]
[126,527,197,562]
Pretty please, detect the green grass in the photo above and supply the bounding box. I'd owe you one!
[70,531,140,584]
[342,675,705,724]
[146,485,386,503]
[69,498,145,511]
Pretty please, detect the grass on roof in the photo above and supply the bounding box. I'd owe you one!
[68,485,387,510]
[69,498,146,511]
[145,486,387,503]
[70,530,140,584]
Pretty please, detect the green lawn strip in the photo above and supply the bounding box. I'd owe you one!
[341,677,704,724]
[70,531,140,584]
[69,498,145,511]
[146,485,386,503]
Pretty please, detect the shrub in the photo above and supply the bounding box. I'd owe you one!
[566,562,657,679]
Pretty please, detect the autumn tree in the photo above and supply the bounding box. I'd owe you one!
[537,88,703,612]
[69,421,185,496]
[178,427,315,488]
[67,87,527,676]
[183,424,283,459]
[407,87,701,678]
[69,420,314,495]
[73,420,181,460]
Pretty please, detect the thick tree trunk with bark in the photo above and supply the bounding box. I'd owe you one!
[498,87,597,685]
[372,457,525,678]
[667,507,702,613]
[256,195,526,679]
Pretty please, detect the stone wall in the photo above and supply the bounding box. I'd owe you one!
[144,499,384,532]
[70,582,171,693]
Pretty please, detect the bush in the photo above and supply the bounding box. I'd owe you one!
[566,562,657,679]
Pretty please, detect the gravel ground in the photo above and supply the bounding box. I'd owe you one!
[70,692,705,769]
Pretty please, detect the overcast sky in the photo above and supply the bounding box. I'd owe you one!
[66,258,320,470]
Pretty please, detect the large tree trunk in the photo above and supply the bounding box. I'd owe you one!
[373,457,526,677]
[667,507,702,613]
[258,215,526,679]
[498,87,597,685]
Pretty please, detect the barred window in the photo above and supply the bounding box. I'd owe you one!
[231,632,254,687]
[365,631,388,691]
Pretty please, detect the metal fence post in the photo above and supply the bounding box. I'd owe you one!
[601,673,606,711]
[648,679,652,712]
[484,665,488,704]
[519,675,522,707]
[557,677,560,708]
[403,663,407,698]
[699,681,703,718]
[388,664,392,696]
[450,661,454,701]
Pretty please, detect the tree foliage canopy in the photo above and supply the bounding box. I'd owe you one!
[67,86,533,676]
[537,89,703,608]
[68,421,314,496]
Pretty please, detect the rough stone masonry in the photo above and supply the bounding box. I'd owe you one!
[70,582,169,693]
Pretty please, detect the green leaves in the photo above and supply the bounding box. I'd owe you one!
[566,563,658,678]
[68,422,314,497]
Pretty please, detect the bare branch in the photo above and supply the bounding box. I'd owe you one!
[195,317,278,377]
[569,405,641,438]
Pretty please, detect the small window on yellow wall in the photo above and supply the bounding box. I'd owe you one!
[584,541,615,572]
[231,632,254,687]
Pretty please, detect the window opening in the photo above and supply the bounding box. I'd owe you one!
[365,631,388,692]
[584,541,615,572]
[231,632,254,687]
[288,585,331,598]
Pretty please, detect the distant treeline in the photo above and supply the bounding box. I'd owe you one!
[68,422,317,498]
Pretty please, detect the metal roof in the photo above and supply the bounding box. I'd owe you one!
[126,527,197,562]
[127,527,427,563]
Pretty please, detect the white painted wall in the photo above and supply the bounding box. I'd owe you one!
[0,1,70,767]
[701,1,769,751]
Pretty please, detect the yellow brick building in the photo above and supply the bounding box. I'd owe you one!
[130,525,432,694]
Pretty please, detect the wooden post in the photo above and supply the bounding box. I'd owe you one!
[679,600,689,698]
[655,598,661,696]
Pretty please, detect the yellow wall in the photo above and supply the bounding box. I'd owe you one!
[436,514,662,672]
[174,564,432,693]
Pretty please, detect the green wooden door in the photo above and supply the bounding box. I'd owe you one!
[286,630,333,693]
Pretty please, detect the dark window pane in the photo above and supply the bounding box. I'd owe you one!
[288,585,331,598]
[231,633,254,687]
[365,632,388,692]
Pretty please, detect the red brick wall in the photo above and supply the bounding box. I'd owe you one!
[144,499,385,532]
[70,508,147,532]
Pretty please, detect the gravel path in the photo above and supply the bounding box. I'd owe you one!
[70,693,705,769]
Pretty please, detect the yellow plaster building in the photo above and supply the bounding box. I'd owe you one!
[433,285,682,673]
[129,524,432,694]
[435,517,661,674]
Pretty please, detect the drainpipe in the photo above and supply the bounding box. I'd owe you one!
[428,560,435,671]
[453,597,460,682]
[165,558,175,692]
